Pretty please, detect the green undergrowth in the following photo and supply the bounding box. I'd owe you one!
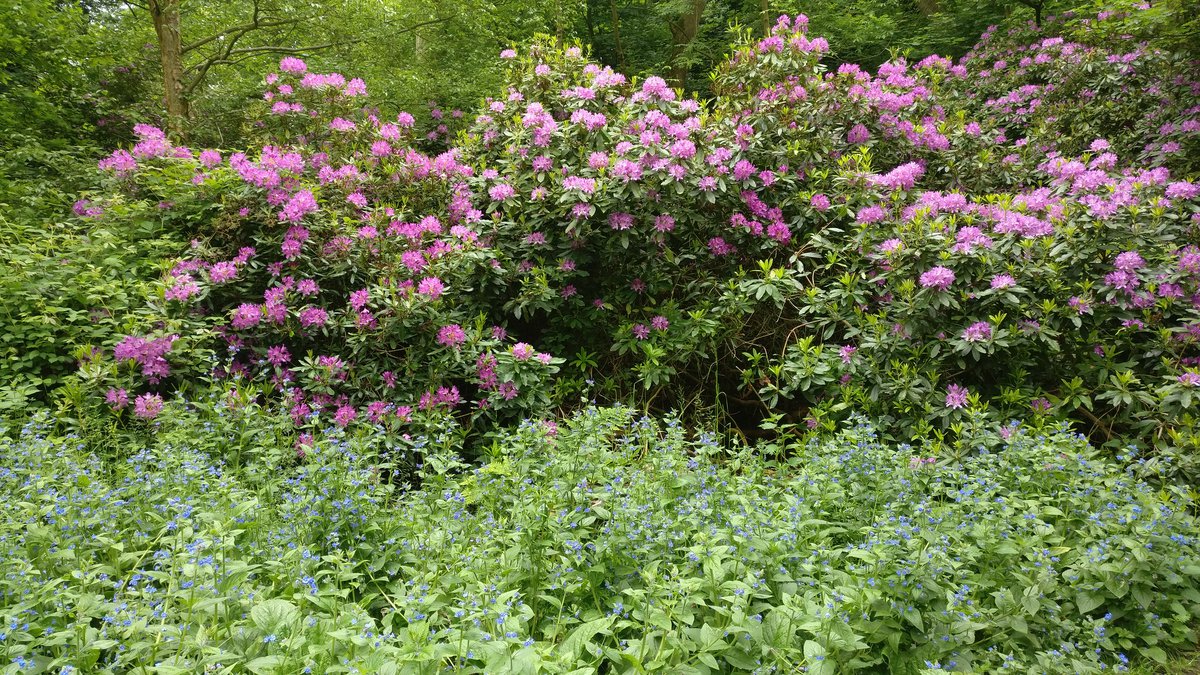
[2,403,1199,673]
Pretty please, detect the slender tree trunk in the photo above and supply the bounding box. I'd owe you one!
[1017,0,1044,26]
[584,0,596,53]
[148,0,187,135]
[608,0,627,71]
[667,0,705,90]
[760,0,770,35]
[555,0,565,46]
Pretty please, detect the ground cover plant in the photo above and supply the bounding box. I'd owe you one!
[2,403,1199,673]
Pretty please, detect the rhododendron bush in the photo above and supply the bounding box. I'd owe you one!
[74,11,1200,476]
[74,70,564,449]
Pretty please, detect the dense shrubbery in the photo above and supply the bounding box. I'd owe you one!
[3,404,1198,673]
[70,10,1200,478]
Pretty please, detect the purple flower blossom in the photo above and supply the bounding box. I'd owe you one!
[418,276,445,299]
[279,190,317,223]
[612,159,643,182]
[512,343,534,360]
[348,289,370,310]
[632,324,650,340]
[106,388,129,410]
[133,393,164,419]
[231,303,261,329]
[1113,251,1145,272]
[847,124,871,144]
[609,212,634,230]
[1104,270,1140,292]
[640,76,674,100]
[298,307,328,328]
[208,261,238,284]
[944,384,969,409]
[198,149,222,168]
[919,266,956,291]
[438,324,467,348]
[334,405,357,427]
[279,57,307,73]
[856,205,886,224]
[165,274,200,302]
[877,238,903,254]
[870,162,924,191]
[651,315,670,331]
[733,160,757,181]
[708,237,734,256]
[990,274,1016,289]
[488,183,516,201]
[296,278,320,296]
[962,321,992,342]
[495,381,518,400]
[266,345,291,366]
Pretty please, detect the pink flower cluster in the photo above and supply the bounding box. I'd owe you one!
[113,335,177,383]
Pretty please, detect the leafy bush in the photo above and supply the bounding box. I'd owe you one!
[958,16,1200,176]
[2,404,1197,673]
[72,10,1200,474]
[0,199,184,412]
[73,76,563,439]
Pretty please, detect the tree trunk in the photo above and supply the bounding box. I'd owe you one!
[1017,0,1045,27]
[667,0,705,90]
[760,0,770,35]
[554,0,565,47]
[608,0,627,72]
[584,0,596,54]
[148,0,187,135]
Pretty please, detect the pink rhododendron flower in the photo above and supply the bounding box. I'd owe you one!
[437,324,467,348]
[944,384,969,409]
[919,266,955,291]
[133,393,164,419]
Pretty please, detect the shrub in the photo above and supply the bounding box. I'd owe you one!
[74,71,562,441]
[73,10,1200,475]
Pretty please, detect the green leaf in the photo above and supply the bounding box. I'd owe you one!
[1145,646,1167,664]
[560,616,614,661]
[804,640,835,675]
[245,656,283,674]
[1076,591,1105,615]
[250,599,299,632]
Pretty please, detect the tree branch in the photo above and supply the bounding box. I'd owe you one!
[183,17,307,54]
[182,15,454,96]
